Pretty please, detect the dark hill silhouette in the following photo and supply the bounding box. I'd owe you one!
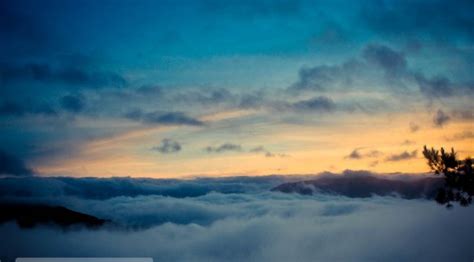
[271,175,444,199]
[0,203,108,228]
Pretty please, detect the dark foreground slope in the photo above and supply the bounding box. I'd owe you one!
[0,203,108,228]
[272,175,444,199]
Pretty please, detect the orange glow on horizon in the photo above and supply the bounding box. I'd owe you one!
[34,111,474,178]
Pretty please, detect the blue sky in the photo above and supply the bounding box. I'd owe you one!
[1,0,473,177]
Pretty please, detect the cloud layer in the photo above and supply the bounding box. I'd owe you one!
[2,172,474,261]
[1,184,474,261]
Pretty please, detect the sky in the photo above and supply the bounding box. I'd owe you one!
[1,0,473,178]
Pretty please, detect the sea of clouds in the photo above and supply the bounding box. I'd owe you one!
[1,172,474,261]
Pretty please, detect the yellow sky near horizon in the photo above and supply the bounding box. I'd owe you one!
[34,109,474,178]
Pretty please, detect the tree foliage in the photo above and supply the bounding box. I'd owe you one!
[423,146,474,208]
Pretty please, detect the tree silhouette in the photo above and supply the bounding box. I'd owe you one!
[423,146,474,208]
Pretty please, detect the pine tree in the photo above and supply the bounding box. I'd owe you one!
[423,146,474,208]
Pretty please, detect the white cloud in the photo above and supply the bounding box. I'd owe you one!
[1,173,474,261]
[2,195,474,261]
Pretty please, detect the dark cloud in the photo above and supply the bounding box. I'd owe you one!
[238,92,265,109]
[289,45,408,93]
[125,110,203,126]
[414,73,453,99]
[0,54,126,123]
[249,146,287,158]
[362,44,407,76]
[60,94,85,113]
[290,65,338,91]
[144,112,203,126]
[0,149,33,176]
[124,109,144,121]
[362,45,468,99]
[346,149,362,159]
[385,150,417,162]
[201,89,234,105]
[174,88,235,106]
[433,109,450,127]
[249,146,266,153]
[203,144,288,157]
[289,61,359,91]
[205,143,242,153]
[0,63,127,89]
[288,96,337,112]
[288,43,470,100]
[168,88,266,111]
[345,149,382,159]
[152,139,182,154]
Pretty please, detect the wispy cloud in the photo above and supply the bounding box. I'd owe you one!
[287,96,336,112]
[249,146,288,158]
[385,150,417,162]
[345,148,382,160]
[433,109,450,127]
[152,139,182,154]
[0,62,127,88]
[205,143,242,153]
[125,110,204,126]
